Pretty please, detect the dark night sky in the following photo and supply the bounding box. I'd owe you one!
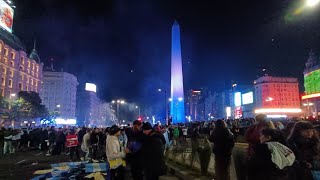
[11,0,320,104]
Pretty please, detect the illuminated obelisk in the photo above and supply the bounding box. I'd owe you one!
[170,20,185,124]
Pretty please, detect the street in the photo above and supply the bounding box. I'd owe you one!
[0,149,70,180]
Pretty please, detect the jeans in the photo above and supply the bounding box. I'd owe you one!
[3,141,13,154]
[110,165,124,180]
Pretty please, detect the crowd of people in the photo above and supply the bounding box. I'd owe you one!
[0,115,319,180]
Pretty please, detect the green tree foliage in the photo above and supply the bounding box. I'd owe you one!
[11,91,49,121]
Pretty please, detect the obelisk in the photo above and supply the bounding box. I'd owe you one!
[170,20,185,124]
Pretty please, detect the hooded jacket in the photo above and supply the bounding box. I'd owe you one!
[106,135,125,169]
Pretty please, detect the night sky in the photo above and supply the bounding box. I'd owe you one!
[11,0,320,104]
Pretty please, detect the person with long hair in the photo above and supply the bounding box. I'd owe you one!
[287,121,320,180]
[210,119,235,180]
[248,128,295,180]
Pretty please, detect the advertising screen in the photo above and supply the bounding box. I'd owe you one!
[85,83,96,93]
[234,92,242,106]
[304,69,320,95]
[242,92,253,105]
[0,0,13,33]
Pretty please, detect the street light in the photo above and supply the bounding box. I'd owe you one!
[112,99,126,124]
[306,0,320,7]
[135,106,141,117]
[158,88,168,125]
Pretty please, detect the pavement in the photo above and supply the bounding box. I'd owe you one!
[0,148,179,180]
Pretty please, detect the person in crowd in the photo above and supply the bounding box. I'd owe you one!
[12,129,23,153]
[55,127,65,155]
[287,121,320,180]
[65,129,80,161]
[245,114,269,158]
[3,128,13,154]
[40,128,49,151]
[248,128,295,180]
[77,126,86,145]
[190,123,201,167]
[90,128,99,161]
[106,125,128,180]
[47,126,56,155]
[141,122,166,180]
[126,120,144,180]
[210,120,235,180]
[283,121,297,139]
[81,128,91,160]
[118,128,127,149]
[173,126,179,145]
[182,126,188,142]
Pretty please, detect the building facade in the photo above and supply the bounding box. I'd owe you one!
[0,29,43,98]
[254,75,301,117]
[302,50,320,119]
[40,70,78,119]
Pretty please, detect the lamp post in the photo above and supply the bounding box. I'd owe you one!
[158,89,168,125]
[112,100,125,124]
[135,106,140,117]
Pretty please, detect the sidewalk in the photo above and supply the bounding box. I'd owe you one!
[166,160,213,180]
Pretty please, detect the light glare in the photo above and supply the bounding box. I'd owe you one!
[306,0,320,7]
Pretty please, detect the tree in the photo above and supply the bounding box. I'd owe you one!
[11,91,49,122]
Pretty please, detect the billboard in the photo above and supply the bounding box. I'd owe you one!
[85,83,96,93]
[0,0,13,33]
[304,69,320,95]
[234,92,241,106]
[242,92,253,105]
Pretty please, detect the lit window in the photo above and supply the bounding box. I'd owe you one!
[35,81,38,87]
[11,52,15,59]
[27,61,30,68]
[19,83,22,91]
[32,71,34,76]
[27,69,30,74]
[31,79,33,85]
[20,74,24,80]
[36,66,39,72]
[32,63,35,70]
[0,44,2,53]
[20,56,24,64]
[8,79,12,88]
[36,73,38,78]
[4,57,7,63]
[4,48,8,56]
[2,67,6,75]
[26,77,29,83]
[1,77,5,86]
[9,70,13,77]
[10,61,14,67]
[0,88,3,97]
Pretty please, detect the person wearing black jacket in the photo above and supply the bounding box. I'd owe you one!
[210,120,235,180]
[126,120,144,180]
[141,122,166,180]
[90,128,99,160]
[40,128,48,151]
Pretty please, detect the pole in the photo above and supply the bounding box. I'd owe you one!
[164,90,168,125]
[117,103,120,124]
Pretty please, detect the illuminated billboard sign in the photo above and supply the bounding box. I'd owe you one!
[242,92,253,105]
[0,0,13,33]
[304,69,320,95]
[85,83,96,93]
[234,92,241,106]
[226,107,231,118]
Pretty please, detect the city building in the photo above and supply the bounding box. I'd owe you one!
[186,88,210,121]
[0,1,43,98]
[229,84,254,119]
[254,75,301,117]
[76,83,100,126]
[40,69,78,120]
[215,90,231,119]
[302,50,320,119]
[170,20,185,123]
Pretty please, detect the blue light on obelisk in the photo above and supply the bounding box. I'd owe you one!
[170,20,185,124]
